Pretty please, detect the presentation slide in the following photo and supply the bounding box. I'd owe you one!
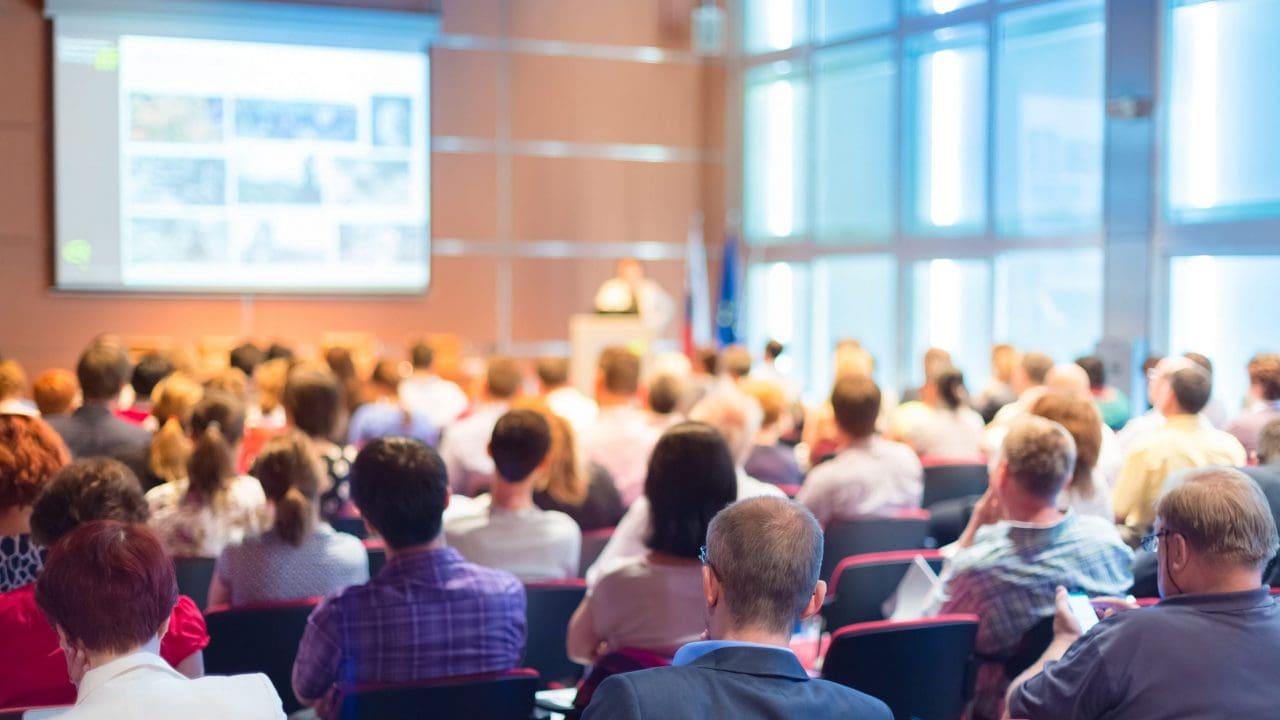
[53,28,429,293]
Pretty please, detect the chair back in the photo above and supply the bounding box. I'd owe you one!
[823,615,979,720]
[1002,615,1055,680]
[921,463,988,509]
[337,669,539,720]
[364,539,387,576]
[572,648,671,715]
[204,597,321,715]
[173,556,216,608]
[524,580,588,688]
[823,550,945,629]
[821,514,931,582]
[578,527,614,579]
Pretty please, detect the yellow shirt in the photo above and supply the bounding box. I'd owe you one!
[1111,414,1247,528]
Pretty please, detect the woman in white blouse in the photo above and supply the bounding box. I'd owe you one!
[1029,390,1115,521]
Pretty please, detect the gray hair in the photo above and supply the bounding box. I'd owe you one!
[689,389,763,466]
[1260,419,1280,466]
[1158,467,1279,568]
[1002,416,1077,499]
[705,496,822,634]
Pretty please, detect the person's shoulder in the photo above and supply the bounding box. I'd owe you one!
[456,558,525,594]
[322,527,368,559]
[806,677,895,717]
[539,508,583,534]
[186,671,284,717]
[873,436,922,463]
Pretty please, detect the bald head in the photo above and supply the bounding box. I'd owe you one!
[705,497,824,634]
[1046,363,1090,396]
[690,390,763,466]
[1158,467,1279,569]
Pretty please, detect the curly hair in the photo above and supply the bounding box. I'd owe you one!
[0,415,70,510]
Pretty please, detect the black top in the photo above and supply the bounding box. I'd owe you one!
[534,463,625,531]
[46,403,152,481]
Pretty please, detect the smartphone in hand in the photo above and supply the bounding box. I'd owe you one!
[1066,591,1100,632]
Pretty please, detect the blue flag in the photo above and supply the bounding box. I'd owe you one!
[715,234,740,347]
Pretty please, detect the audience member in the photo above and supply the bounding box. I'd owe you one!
[146,392,268,557]
[347,359,440,448]
[1227,352,1280,457]
[0,359,37,416]
[749,339,799,401]
[0,458,209,709]
[1116,355,1199,451]
[1184,352,1230,428]
[119,353,174,427]
[568,423,737,663]
[902,346,952,403]
[282,365,357,524]
[530,405,625,531]
[323,346,364,419]
[796,374,922,527]
[582,497,892,720]
[399,340,468,430]
[32,368,78,418]
[906,367,985,459]
[265,343,294,363]
[975,344,1019,424]
[46,338,151,479]
[1076,355,1129,431]
[202,366,249,404]
[439,356,522,496]
[1113,365,1246,530]
[143,373,204,492]
[1008,468,1280,719]
[0,415,69,591]
[537,356,598,436]
[717,345,752,384]
[1029,391,1114,521]
[580,347,661,506]
[938,417,1132,720]
[645,373,684,432]
[586,390,784,583]
[229,343,265,380]
[292,438,525,718]
[247,357,290,430]
[34,520,285,719]
[209,431,368,608]
[741,378,802,487]
[446,409,581,580]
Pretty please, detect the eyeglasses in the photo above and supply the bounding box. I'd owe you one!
[699,545,717,576]
[1141,529,1173,553]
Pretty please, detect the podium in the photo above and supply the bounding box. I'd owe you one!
[569,314,654,394]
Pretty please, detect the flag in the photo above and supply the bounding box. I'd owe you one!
[683,211,712,358]
[715,233,740,347]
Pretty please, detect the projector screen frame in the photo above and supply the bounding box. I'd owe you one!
[45,0,439,297]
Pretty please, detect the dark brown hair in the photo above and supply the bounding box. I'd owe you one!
[251,431,323,547]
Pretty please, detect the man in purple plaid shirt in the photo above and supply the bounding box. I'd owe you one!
[292,437,526,718]
[937,416,1132,720]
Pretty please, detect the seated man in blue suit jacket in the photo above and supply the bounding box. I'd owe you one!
[582,496,892,719]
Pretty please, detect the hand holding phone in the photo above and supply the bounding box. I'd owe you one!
[1065,591,1100,633]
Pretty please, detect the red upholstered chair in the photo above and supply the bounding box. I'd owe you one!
[820,511,932,582]
[822,615,979,720]
[172,555,216,609]
[524,580,588,688]
[920,462,989,509]
[363,538,387,576]
[336,669,539,720]
[571,648,671,716]
[822,549,945,630]
[578,527,615,579]
[203,597,322,715]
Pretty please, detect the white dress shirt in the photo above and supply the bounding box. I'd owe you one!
[446,505,582,581]
[545,386,599,438]
[52,651,283,720]
[795,436,923,528]
[580,405,663,507]
[585,469,784,586]
[399,373,470,430]
[438,402,509,496]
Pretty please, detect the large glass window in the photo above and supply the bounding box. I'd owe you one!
[908,258,993,393]
[993,248,1103,362]
[743,63,807,244]
[817,0,895,41]
[745,261,812,394]
[906,25,989,236]
[743,0,808,55]
[1168,0,1280,222]
[1168,255,1280,411]
[814,41,896,244]
[996,0,1105,237]
[907,0,985,17]
[811,255,899,396]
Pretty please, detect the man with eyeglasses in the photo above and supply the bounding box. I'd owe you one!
[581,496,891,720]
[1007,467,1280,719]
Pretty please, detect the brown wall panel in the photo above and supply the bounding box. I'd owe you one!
[0,6,45,125]
[431,48,499,138]
[508,0,695,49]
[509,256,684,343]
[0,128,48,240]
[510,155,701,244]
[439,0,503,37]
[431,151,498,240]
[510,55,701,147]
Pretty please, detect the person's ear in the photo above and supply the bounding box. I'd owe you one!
[800,580,827,621]
[487,442,494,460]
[992,458,1009,493]
[1168,532,1190,572]
[702,565,719,609]
[157,615,171,640]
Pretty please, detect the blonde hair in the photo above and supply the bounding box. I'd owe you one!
[1158,468,1279,568]
[148,374,203,485]
[0,360,27,400]
[254,358,291,414]
[742,378,787,427]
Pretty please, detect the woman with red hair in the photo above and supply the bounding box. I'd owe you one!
[0,414,70,592]
[33,520,284,718]
[0,459,210,710]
